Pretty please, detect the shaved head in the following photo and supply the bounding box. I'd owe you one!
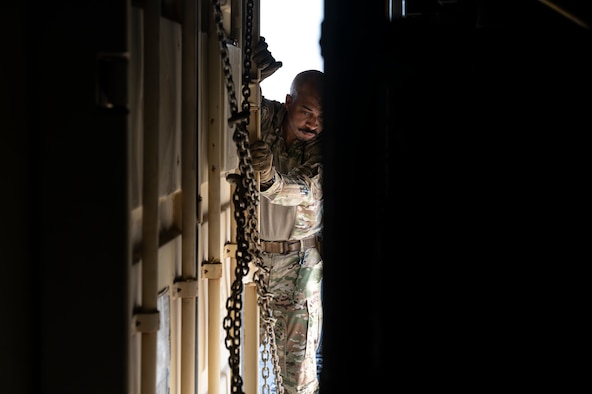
[290,70,325,101]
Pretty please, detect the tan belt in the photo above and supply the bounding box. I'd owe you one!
[260,236,319,255]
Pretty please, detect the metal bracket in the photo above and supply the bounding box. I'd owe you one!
[172,278,199,299]
[224,242,237,259]
[132,311,160,334]
[202,259,223,279]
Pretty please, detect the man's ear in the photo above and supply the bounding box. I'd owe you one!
[285,94,292,109]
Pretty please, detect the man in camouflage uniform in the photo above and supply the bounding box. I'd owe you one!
[251,41,325,394]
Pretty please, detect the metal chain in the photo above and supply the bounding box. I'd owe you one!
[212,0,283,393]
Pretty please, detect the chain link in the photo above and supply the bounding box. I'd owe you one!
[212,0,283,393]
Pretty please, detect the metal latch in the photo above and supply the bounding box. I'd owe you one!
[172,278,198,299]
[224,242,237,259]
[132,311,160,333]
[202,259,223,279]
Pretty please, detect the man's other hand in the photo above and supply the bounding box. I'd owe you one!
[252,37,283,81]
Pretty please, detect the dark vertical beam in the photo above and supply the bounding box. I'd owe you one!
[321,1,390,392]
[321,0,591,392]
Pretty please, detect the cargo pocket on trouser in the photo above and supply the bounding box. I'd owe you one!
[292,248,323,304]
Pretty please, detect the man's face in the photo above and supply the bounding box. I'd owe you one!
[285,86,323,142]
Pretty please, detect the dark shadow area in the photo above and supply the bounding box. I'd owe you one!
[321,0,590,392]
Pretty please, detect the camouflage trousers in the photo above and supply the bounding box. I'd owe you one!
[261,246,323,394]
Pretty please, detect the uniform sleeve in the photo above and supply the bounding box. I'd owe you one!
[260,98,283,140]
[261,139,323,206]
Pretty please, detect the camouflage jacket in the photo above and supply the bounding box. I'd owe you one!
[257,98,323,241]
